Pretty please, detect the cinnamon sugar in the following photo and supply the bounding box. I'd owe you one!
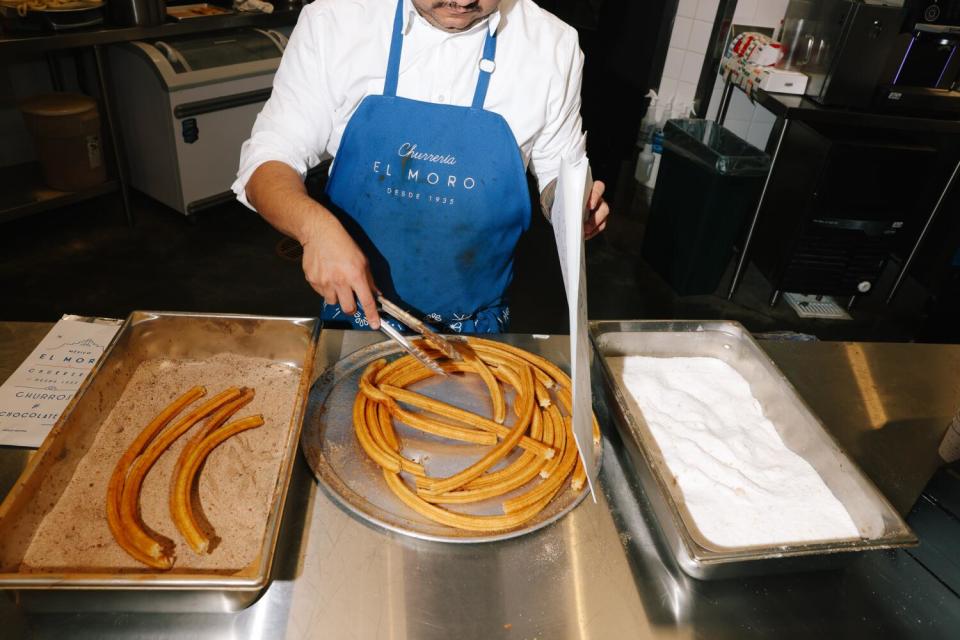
[20,353,301,574]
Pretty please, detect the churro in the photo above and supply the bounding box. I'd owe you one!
[171,415,265,553]
[106,386,205,568]
[354,337,599,533]
[170,389,255,553]
[120,388,241,566]
[107,384,269,569]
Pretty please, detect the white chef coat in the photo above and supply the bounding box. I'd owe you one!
[232,0,587,209]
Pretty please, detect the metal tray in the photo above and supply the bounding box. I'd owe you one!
[590,320,917,580]
[301,338,600,543]
[0,311,319,612]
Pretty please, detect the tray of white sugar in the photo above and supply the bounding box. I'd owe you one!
[590,320,916,579]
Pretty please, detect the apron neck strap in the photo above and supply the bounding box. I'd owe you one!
[471,30,498,109]
[384,0,500,110]
[383,0,405,97]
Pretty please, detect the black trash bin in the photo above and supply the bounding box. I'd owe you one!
[642,119,770,295]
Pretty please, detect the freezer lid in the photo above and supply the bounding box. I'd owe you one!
[152,28,283,73]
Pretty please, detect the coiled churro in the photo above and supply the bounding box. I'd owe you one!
[356,337,599,533]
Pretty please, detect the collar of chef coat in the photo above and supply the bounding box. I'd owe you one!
[402,0,503,37]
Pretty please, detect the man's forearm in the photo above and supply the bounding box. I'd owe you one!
[246,160,381,325]
[245,160,334,245]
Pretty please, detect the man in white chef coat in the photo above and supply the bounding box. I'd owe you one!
[234,0,609,332]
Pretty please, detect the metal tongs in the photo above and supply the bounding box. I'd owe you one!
[375,295,462,376]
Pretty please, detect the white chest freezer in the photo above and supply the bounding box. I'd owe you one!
[109,28,287,216]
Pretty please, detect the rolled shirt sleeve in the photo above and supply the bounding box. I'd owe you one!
[232,4,334,210]
[527,28,587,194]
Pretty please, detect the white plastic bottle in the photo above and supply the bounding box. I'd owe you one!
[635,90,660,187]
[637,90,660,147]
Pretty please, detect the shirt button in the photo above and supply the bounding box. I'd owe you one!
[437,94,446,102]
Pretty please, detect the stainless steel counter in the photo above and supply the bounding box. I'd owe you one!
[1,325,958,639]
[757,341,959,515]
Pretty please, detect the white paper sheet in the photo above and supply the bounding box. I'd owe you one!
[550,156,597,500]
[0,315,121,448]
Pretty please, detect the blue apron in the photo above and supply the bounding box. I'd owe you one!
[320,0,531,334]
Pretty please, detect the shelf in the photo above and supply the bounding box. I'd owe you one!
[0,8,303,225]
[753,88,960,134]
[0,162,119,223]
[0,9,301,58]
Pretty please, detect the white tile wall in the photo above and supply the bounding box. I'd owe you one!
[688,18,714,55]
[728,90,755,121]
[659,77,679,99]
[653,0,791,150]
[696,0,721,22]
[752,103,778,124]
[724,118,751,139]
[677,0,698,19]
[733,0,759,24]
[657,0,724,110]
[671,16,693,50]
[663,47,685,80]
[747,120,775,149]
[677,81,698,103]
[680,51,706,84]
[755,0,790,29]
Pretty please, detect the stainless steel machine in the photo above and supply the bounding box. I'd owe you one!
[108,28,288,216]
[878,0,960,111]
[779,0,960,111]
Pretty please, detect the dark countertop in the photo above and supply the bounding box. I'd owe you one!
[753,88,960,134]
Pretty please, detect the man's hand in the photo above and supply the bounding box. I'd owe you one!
[300,214,381,329]
[584,180,609,240]
[246,161,381,329]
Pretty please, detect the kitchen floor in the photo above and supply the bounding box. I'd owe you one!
[0,187,942,343]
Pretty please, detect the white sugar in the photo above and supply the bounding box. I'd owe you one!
[608,356,860,547]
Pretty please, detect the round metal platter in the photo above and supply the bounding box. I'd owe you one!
[300,340,602,543]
